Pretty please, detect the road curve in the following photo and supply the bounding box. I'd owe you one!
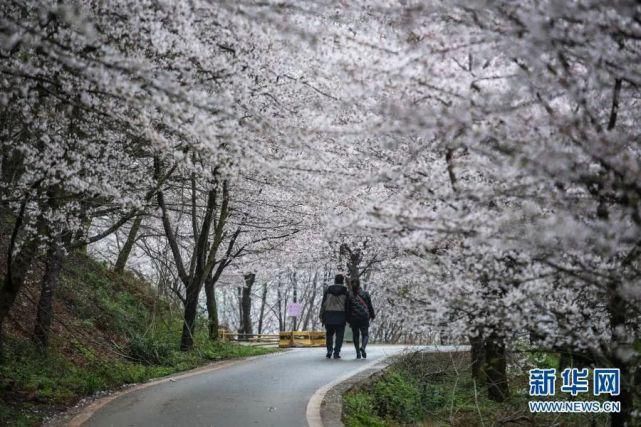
[83,345,460,427]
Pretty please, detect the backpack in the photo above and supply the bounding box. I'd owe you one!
[349,290,370,323]
[323,292,346,312]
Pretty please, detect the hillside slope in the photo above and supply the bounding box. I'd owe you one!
[0,242,270,425]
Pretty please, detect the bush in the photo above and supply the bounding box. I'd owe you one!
[343,351,468,426]
[372,370,423,423]
[127,333,173,365]
[343,393,385,427]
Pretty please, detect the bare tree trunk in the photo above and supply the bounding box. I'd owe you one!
[237,286,243,334]
[0,248,33,359]
[75,208,92,255]
[204,227,242,341]
[606,88,632,425]
[258,282,267,334]
[607,78,622,131]
[241,273,255,336]
[608,280,632,427]
[340,243,362,284]
[0,201,38,359]
[156,158,234,351]
[302,271,318,331]
[33,241,65,351]
[114,215,143,273]
[289,272,297,331]
[276,280,283,332]
[180,283,200,351]
[204,277,219,341]
[484,333,508,402]
[469,334,485,384]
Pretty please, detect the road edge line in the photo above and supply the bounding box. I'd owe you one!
[305,345,471,426]
[305,352,395,427]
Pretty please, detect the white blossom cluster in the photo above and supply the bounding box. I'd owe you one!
[2,0,640,379]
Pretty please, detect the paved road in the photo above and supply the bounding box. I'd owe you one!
[85,345,461,427]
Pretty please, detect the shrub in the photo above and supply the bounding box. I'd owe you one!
[343,392,385,427]
[372,370,423,423]
[126,334,173,365]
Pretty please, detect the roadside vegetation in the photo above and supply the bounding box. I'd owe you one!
[343,351,612,427]
[0,251,273,426]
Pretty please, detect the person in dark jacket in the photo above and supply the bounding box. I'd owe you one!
[347,278,375,359]
[319,274,350,359]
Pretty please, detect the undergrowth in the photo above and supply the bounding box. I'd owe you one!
[0,252,273,426]
[343,351,613,427]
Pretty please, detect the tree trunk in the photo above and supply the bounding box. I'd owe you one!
[604,79,632,426]
[180,284,200,351]
[204,277,219,341]
[302,272,318,331]
[0,239,37,359]
[33,242,65,351]
[558,348,594,371]
[607,281,632,427]
[238,287,244,334]
[276,280,284,332]
[74,204,92,255]
[469,334,485,384]
[114,215,143,273]
[484,334,508,402]
[258,282,267,334]
[241,273,255,336]
[290,273,297,331]
[0,142,24,196]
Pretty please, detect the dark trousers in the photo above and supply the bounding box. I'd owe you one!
[351,324,369,351]
[325,324,345,355]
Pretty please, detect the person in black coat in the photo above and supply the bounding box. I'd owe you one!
[347,278,375,359]
[319,274,350,359]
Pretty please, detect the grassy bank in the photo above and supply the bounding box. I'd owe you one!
[0,252,273,426]
[343,351,612,427]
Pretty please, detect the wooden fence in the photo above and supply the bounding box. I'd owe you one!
[219,330,325,348]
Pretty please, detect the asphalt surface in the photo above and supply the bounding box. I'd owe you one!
[85,345,458,427]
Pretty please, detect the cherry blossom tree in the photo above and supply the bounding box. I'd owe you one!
[1,1,639,422]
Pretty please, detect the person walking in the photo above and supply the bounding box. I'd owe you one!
[319,274,349,359]
[347,278,375,359]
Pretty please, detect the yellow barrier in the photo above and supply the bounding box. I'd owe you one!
[219,331,279,344]
[279,331,325,348]
[292,331,312,347]
[310,331,325,347]
[220,330,325,348]
[279,331,293,348]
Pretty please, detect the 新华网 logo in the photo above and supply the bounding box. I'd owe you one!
[528,367,621,413]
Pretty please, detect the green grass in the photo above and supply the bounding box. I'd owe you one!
[0,251,274,426]
[344,369,425,426]
[344,393,385,427]
[0,337,271,425]
[343,351,613,427]
[344,354,431,426]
